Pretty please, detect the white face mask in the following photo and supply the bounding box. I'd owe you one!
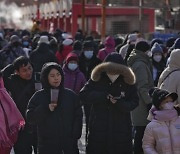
[162,102,174,110]
[153,55,162,62]
[68,63,78,71]
[84,51,93,59]
[107,74,119,83]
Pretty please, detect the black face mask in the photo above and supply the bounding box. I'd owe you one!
[12,42,20,47]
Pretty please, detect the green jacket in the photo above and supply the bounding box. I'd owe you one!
[127,49,154,126]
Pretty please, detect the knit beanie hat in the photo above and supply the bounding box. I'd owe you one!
[149,87,178,110]
[65,52,78,64]
[104,52,126,65]
[151,43,163,54]
[82,41,94,49]
[150,38,163,48]
[135,41,150,52]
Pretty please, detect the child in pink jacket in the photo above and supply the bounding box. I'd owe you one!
[143,87,180,154]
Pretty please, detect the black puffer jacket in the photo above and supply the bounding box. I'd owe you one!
[80,53,139,154]
[3,73,35,119]
[2,65,36,133]
[29,43,57,72]
[26,62,83,154]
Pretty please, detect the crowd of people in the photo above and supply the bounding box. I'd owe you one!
[0,28,180,154]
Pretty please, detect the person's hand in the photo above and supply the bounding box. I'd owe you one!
[107,94,117,104]
[49,103,57,111]
[110,97,117,104]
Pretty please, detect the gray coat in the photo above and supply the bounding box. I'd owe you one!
[127,49,154,126]
[158,49,180,105]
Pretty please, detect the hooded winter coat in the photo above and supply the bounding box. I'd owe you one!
[158,49,180,105]
[127,49,154,126]
[80,53,139,154]
[97,36,115,61]
[56,45,73,65]
[63,65,86,94]
[26,62,83,154]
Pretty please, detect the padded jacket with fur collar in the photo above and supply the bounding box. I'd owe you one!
[80,62,139,154]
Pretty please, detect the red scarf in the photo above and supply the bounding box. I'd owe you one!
[0,78,25,148]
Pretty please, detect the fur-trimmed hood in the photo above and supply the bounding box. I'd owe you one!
[91,62,136,85]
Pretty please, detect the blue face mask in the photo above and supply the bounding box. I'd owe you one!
[23,41,29,47]
[68,63,78,71]
[84,51,93,59]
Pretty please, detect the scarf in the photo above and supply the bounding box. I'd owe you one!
[149,106,178,122]
[0,78,25,148]
[153,109,178,121]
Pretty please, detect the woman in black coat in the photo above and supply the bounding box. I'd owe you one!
[80,53,139,154]
[26,62,83,154]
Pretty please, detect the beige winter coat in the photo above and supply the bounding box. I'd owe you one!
[143,118,180,154]
[158,49,180,105]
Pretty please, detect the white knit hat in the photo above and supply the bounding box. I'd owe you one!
[38,36,49,44]
[62,39,73,46]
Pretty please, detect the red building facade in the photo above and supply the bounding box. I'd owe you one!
[22,1,155,36]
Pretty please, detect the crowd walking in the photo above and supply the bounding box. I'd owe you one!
[0,28,180,154]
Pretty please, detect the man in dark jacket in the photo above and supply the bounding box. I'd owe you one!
[29,35,57,73]
[79,40,101,80]
[2,56,37,154]
[127,41,154,154]
[79,40,101,142]
[80,53,139,154]
[0,35,26,69]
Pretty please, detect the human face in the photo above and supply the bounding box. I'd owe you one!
[159,96,173,110]
[16,63,33,80]
[48,69,62,88]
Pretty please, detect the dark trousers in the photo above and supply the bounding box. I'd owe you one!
[133,126,146,154]
[87,140,133,154]
[86,141,109,154]
[83,104,91,142]
[38,139,79,154]
[14,129,37,154]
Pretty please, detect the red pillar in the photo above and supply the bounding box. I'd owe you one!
[54,18,58,30]
[91,17,96,32]
[45,19,47,31]
[66,17,71,33]
[59,18,64,30]
[72,4,81,36]
[149,10,155,32]
[40,17,45,31]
